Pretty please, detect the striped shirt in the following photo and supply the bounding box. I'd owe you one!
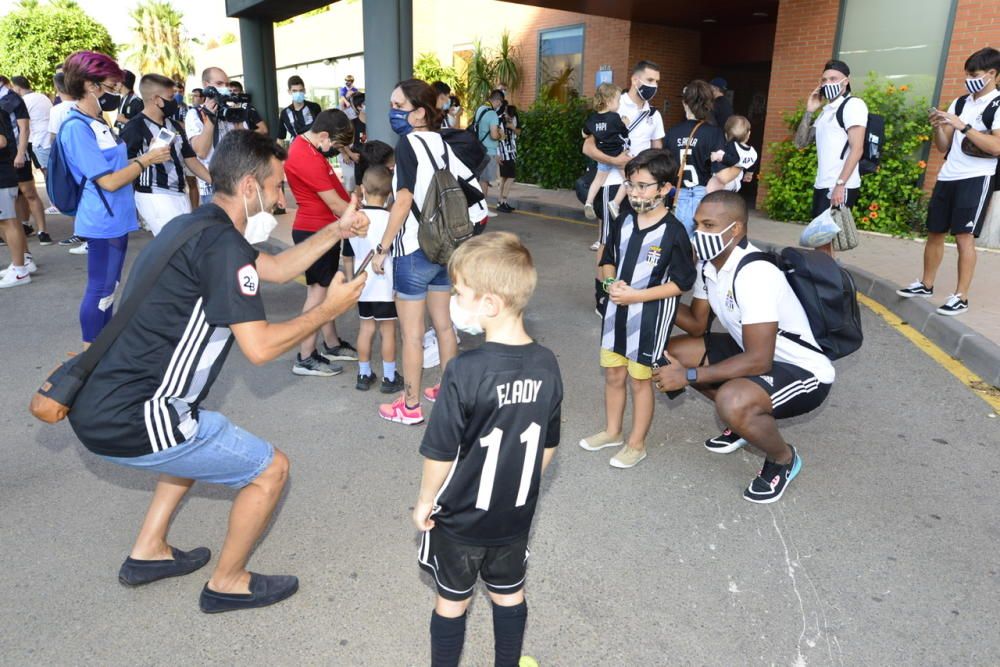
[120,113,197,194]
[599,207,696,366]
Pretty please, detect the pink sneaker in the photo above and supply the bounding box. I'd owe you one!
[378,395,424,425]
[423,384,441,403]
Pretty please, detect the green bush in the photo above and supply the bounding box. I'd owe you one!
[763,74,932,236]
[518,97,590,190]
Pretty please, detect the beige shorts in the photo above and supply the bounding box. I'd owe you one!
[135,191,193,236]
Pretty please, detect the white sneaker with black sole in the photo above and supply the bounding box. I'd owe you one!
[896,281,933,298]
[936,294,968,316]
[704,428,748,454]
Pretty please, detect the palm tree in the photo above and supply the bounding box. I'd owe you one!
[465,41,494,113]
[48,0,80,9]
[126,0,194,82]
[491,31,522,93]
[15,0,41,10]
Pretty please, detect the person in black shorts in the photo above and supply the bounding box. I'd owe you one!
[413,232,563,667]
[654,192,836,504]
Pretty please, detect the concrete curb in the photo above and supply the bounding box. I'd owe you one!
[488,194,1000,387]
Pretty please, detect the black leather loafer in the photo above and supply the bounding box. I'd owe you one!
[199,573,299,613]
[118,546,211,586]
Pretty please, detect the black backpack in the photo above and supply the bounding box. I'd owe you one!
[441,126,490,179]
[836,95,884,175]
[952,94,1000,189]
[725,247,863,360]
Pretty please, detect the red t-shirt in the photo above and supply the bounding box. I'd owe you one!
[285,135,350,232]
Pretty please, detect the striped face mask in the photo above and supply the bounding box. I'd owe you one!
[821,81,843,101]
[966,75,989,95]
[693,221,738,261]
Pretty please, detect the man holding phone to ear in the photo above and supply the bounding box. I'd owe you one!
[121,73,211,235]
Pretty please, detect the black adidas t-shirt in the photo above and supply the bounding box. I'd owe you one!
[583,111,629,157]
[0,113,17,188]
[420,342,563,546]
[666,120,725,188]
[69,205,267,457]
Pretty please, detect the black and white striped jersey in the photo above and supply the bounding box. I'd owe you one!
[69,205,267,457]
[420,343,563,546]
[600,206,696,366]
[120,113,197,194]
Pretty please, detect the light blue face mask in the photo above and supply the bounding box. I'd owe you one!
[291,91,305,104]
[442,99,451,111]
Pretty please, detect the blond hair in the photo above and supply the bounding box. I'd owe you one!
[724,115,752,143]
[593,83,621,112]
[448,232,537,314]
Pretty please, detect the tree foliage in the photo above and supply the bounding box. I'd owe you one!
[126,0,194,82]
[0,0,116,96]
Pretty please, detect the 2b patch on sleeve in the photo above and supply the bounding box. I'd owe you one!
[237,264,259,296]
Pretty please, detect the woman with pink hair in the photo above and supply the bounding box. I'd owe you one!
[57,51,171,346]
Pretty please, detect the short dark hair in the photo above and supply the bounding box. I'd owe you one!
[229,80,244,92]
[431,80,451,97]
[11,75,30,90]
[138,73,175,99]
[53,72,67,95]
[700,190,748,223]
[489,89,505,102]
[192,87,203,96]
[625,148,679,185]
[352,92,365,109]
[209,130,288,196]
[287,75,304,89]
[632,60,661,75]
[356,140,395,186]
[362,165,393,199]
[122,69,136,90]
[965,47,1000,74]
[311,109,354,147]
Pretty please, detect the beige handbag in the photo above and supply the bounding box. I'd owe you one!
[831,205,859,252]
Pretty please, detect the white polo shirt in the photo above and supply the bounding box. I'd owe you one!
[814,94,868,189]
[693,240,835,384]
[938,89,1000,181]
[604,92,665,187]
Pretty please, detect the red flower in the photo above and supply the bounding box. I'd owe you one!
[870,211,879,219]
[917,160,927,169]
[869,202,879,211]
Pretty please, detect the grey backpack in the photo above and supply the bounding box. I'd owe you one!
[412,134,474,265]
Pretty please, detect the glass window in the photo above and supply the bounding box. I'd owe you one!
[539,25,584,101]
[836,0,955,102]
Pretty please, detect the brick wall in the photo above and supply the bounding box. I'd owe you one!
[923,0,1000,190]
[757,0,842,206]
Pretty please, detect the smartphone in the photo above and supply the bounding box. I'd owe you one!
[150,126,175,150]
[353,250,375,279]
[652,353,685,400]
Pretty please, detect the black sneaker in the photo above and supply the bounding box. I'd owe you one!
[37,232,53,246]
[743,446,801,504]
[498,202,515,213]
[380,371,404,394]
[896,281,933,298]
[22,223,35,238]
[274,206,287,215]
[322,339,359,361]
[936,294,969,316]
[59,234,84,247]
[356,371,377,391]
[705,428,748,454]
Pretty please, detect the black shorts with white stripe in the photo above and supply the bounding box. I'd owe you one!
[595,183,622,245]
[926,175,994,238]
[705,333,832,420]
[418,529,530,602]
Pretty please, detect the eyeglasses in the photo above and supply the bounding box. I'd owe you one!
[623,181,661,192]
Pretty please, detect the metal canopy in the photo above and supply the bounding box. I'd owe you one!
[225,0,336,22]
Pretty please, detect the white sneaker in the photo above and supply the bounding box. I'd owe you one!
[45,205,61,215]
[589,241,600,251]
[1,257,36,276]
[423,330,440,369]
[69,242,89,255]
[0,266,31,288]
[486,210,498,218]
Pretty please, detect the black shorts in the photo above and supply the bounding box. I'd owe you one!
[705,333,831,420]
[418,529,530,602]
[358,301,397,320]
[926,175,994,238]
[342,237,355,257]
[27,144,42,170]
[596,183,622,245]
[292,229,341,287]
[811,187,860,218]
[499,159,516,179]
[16,159,32,184]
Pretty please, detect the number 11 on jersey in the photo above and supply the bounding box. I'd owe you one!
[476,423,542,511]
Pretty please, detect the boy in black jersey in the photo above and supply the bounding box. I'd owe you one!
[413,232,563,667]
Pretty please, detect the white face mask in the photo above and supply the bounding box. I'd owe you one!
[242,182,278,245]
[449,295,485,335]
[966,75,990,95]
[693,221,738,261]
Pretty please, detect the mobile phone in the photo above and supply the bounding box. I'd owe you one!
[652,353,685,400]
[354,250,375,279]
[150,126,175,149]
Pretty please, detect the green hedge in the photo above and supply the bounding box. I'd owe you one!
[763,74,932,236]
[517,98,590,190]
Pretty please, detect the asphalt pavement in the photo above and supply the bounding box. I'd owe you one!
[1,212,998,666]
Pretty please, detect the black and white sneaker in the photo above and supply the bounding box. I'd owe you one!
[322,340,359,361]
[355,372,377,391]
[896,281,933,298]
[936,294,969,316]
[744,446,801,504]
[37,232,53,246]
[22,223,35,238]
[59,234,84,247]
[705,428,748,454]
[292,352,343,377]
[380,371,404,394]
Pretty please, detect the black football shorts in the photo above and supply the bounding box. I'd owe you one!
[418,529,530,601]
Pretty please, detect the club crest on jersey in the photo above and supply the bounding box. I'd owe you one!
[237,264,259,296]
[646,245,661,265]
[725,289,735,311]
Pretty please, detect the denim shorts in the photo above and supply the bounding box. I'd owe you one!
[674,185,707,238]
[98,411,274,489]
[597,162,616,173]
[393,248,451,300]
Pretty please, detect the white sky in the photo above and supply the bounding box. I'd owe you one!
[0,0,239,45]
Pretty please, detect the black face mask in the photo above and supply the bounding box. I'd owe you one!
[98,91,121,112]
[637,84,658,101]
[159,97,179,118]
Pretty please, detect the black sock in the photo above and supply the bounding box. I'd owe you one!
[594,278,604,307]
[492,601,527,667]
[430,611,466,667]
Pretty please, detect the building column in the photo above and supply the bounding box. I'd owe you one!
[363,0,413,145]
[238,16,279,138]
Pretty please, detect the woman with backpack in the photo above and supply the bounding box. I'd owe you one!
[56,51,172,345]
[371,78,487,426]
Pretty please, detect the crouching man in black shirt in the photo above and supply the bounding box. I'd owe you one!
[68,130,369,613]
